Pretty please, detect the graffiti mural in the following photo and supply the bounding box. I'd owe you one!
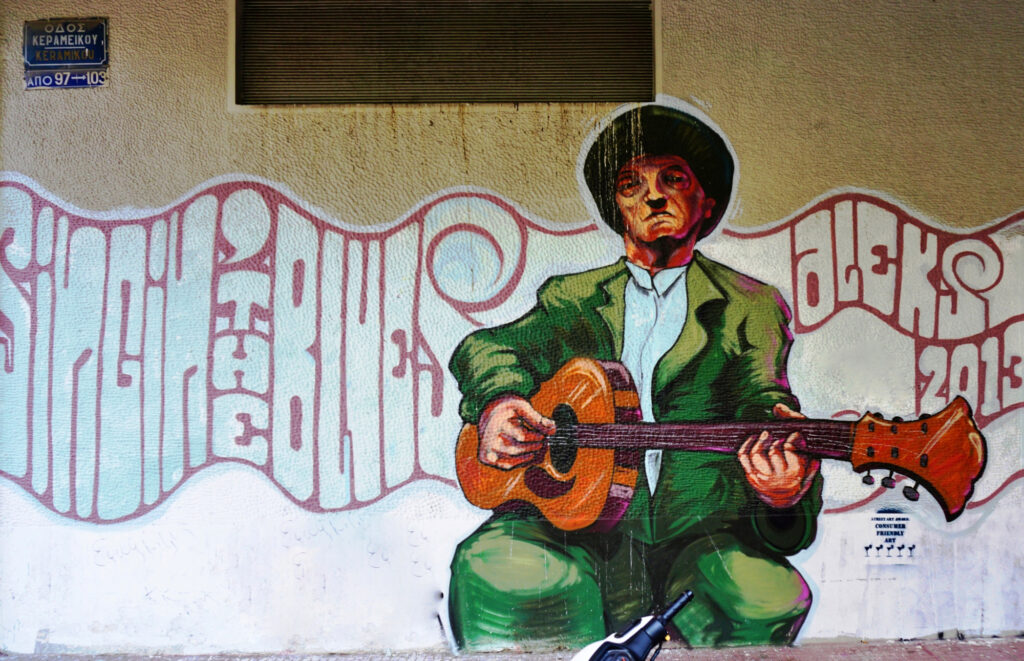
[0,102,1021,652]
[716,193,1024,519]
[0,176,600,522]
[5,178,1018,522]
[444,103,835,650]
[437,101,1004,651]
[3,184,1017,527]
[736,192,1023,430]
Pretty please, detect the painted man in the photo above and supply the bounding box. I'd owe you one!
[448,104,823,649]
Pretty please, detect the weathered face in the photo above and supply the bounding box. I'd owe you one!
[614,154,716,246]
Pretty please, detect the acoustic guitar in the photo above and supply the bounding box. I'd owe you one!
[455,358,987,532]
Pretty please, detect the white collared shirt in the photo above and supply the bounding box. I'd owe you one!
[621,260,689,496]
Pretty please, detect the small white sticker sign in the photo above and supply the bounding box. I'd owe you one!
[864,507,919,565]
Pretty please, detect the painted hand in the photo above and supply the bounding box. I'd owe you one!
[477,395,556,470]
[738,402,820,508]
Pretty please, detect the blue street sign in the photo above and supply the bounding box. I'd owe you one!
[24,18,108,89]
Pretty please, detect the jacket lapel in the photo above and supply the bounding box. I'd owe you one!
[595,260,629,359]
[653,252,727,395]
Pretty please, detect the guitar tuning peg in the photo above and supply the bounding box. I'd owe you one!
[903,482,920,502]
[881,472,896,489]
[892,416,904,422]
[862,472,875,486]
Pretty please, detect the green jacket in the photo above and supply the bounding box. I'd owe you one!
[450,252,822,553]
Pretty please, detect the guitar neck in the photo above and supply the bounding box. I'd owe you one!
[572,419,855,460]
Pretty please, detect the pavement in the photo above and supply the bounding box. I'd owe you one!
[8,637,1024,661]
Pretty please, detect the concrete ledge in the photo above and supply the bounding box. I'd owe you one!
[7,637,1024,661]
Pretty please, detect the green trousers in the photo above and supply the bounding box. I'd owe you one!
[449,513,812,650]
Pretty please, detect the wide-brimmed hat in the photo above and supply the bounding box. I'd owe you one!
[583,104,735,238]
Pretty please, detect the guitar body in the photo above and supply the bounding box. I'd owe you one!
[454,358,643,532]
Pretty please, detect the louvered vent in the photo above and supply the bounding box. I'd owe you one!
[237,0,653,104]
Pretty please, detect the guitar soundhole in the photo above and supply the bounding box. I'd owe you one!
[549,404,579,473]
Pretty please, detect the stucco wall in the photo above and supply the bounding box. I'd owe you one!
[0,0,1022,654]
[2,1,1022,227]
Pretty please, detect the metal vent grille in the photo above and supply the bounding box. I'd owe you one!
[237,0,654,104]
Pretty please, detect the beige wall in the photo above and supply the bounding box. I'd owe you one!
[664,1,1024,228]
[1,1,1021,227]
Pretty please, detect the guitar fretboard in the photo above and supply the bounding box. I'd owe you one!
[568,420,855,460]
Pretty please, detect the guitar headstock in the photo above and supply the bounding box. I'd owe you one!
[850,397,986,521]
